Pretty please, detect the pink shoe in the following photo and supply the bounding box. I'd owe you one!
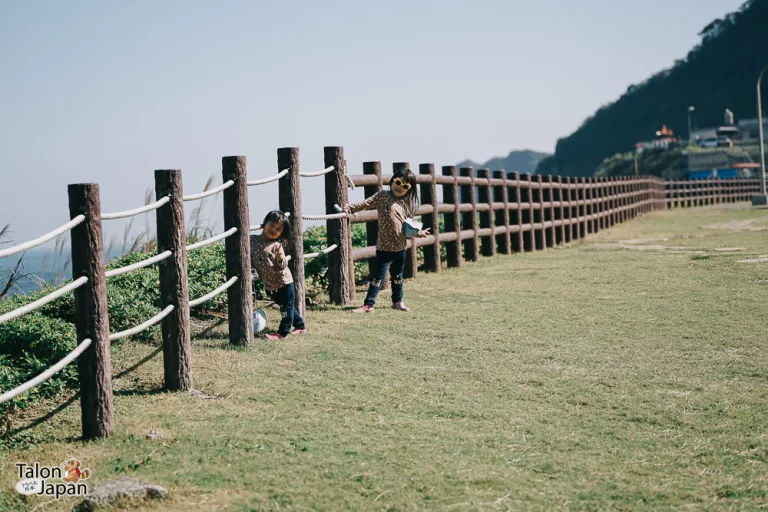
[292,328,308,335]
[352,305,374,313]
[265,333,287,341]
[391,302,410,312]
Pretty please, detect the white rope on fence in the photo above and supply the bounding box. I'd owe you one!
[249,224,263,232]
[183,180,234,201]
[0,215,85,260]
[247,169,289,187]
[109,305,175,341]
[302,212,348,221]
[102,196,171,220]
[189,276,239,308]
[0,338,92,405]
[186,227,238,252]
[104,250,172,278]
[0,277,88,325]
[300,166,335,178]
[304,244,338,260]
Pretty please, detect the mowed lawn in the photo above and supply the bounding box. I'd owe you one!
[2,204,768,511]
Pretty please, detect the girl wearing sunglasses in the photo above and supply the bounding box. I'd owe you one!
[343,168,430,313]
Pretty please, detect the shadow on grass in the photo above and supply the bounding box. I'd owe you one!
[6,346,164,439]
[113,388,167,397]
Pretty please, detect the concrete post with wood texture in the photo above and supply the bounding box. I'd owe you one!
[442,166,463,268]
[521,173,535,252]
[278,148,306,319]
[564,177,575,242]
[586,177,595,234]
[363,162,387,289]
[544,175,556,247]
[597,178,606,230]
[222,156,253,346]
[68,183,114,439]
[459,167,480,261]
[154,170,192,391]
[324,147,354,305]
[478,169,495,257]
[394,162,418,279]
[533,175,545,250]
[493,170,511,254]
[419,163,441,272]
[509,172,524,253]
[554,176,565,245]
[577,177,587,237]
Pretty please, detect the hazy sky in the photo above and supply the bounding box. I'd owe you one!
[0,0,745,244]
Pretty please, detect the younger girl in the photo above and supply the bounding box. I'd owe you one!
[250,210,307,340]
[344,168,430,313]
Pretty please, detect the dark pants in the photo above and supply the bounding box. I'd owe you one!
[364,249,406,307]
[270,283,305,336]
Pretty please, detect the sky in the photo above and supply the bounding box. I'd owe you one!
[0,0,746,245]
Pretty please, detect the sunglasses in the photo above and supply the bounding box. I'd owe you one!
[394,178,411,191]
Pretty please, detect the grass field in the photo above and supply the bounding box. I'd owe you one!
[2,203,768,511]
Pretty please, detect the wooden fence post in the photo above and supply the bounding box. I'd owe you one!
[577,177,587,236]
[324,147,353,305]
[459,167,480,261]
[68,183,114,439]
[588,177,597,233]
[155,170,192,391]
[545,175,556,247]
[478,169,495,257]
[394,162,418,279]
[598,178,606,230]
[508,172,523,252]
[442,166,462,268]
[419,163,441,272]
[493,170,511,254]
[566,177,577,242]
[562,177,573,243]
[554,176,565,245]
[533,175,545,250]
[222,156,254,346]
[521,174,535,252]
[278,148,306,319]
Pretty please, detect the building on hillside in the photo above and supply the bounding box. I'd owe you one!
[635,125,678,153]
[737,117,768,141]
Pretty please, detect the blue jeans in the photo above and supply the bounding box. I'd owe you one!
[270,283,305,336]
[364,250,406,307]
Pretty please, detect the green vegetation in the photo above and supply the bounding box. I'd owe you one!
[593,144,765,179]
[537,0,768,177]
[2,205,768,510]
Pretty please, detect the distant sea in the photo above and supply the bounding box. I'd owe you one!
[1,246,125,297]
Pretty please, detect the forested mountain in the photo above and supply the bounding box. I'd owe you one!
[457,150,550,175]
[536,0,768,177]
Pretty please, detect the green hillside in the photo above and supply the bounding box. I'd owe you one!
[536,0,768,177]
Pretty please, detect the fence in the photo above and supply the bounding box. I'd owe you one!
[0,147,761,439]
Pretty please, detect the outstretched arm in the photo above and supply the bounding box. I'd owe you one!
[344,190,382,214]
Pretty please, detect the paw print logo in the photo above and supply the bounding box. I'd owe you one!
[61,459,91,483]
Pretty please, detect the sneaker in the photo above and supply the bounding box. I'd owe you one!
[292,328,308,335]
[391,302,410,312]
[352,305,374,313]
[265,333,287,341]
